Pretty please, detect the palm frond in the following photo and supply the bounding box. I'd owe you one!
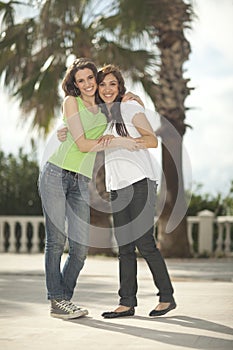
[0,0,159,133]
[0,1,16,28]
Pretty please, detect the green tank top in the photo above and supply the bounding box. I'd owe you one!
[49,96,107,178]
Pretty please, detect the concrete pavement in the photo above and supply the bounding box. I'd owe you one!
[0,254,233,350]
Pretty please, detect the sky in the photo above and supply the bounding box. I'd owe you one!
[1,0,233,196]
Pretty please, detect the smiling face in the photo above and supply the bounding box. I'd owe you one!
[74,68,97,98]
[98,73,119,105]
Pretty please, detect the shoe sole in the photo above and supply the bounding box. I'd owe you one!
[51,309,88,320]
[102,309,135,318]
[103,314,135,319]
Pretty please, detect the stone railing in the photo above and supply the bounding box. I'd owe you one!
[0,216,45,253]
[187,210,233,257]
[0,211,233,256]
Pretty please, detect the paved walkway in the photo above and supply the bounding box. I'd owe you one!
[0,254,233,350]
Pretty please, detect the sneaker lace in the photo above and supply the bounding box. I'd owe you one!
[55,300,77,313]
[66,301,81,312]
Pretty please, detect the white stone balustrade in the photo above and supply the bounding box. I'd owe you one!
[0,216,45,253]
[215,216,233,255]
[187,211,233,256]
[0,213,232,256]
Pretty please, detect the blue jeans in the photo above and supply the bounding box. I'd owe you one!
[111,178,174,307]
[39,162,90,300]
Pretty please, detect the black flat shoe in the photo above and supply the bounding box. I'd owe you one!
[149,301,176,317]
[102,307,135,319]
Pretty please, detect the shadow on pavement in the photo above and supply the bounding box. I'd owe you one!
[68,316,233,349]
[134,315,233,336]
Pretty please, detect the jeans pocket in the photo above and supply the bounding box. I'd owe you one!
[40,163,66,193]
[46,163,65,178]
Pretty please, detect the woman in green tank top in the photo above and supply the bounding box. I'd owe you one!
[39,58,142,320]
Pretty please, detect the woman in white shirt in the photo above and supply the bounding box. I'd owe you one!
[97,65,176,318]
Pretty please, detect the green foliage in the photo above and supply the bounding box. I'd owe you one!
[187,182,233,216]
[0,145,42,215]
[221,180,233,215]
[0,0,155,134]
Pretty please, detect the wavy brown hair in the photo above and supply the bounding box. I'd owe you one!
[96,65,129,137]
[62,58,98,97]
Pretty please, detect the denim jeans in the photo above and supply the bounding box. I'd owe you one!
[111,178,174,307]
[39,162,90,300]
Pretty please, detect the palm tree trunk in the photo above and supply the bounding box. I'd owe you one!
[157,125,191,257]
[152,0,193,257]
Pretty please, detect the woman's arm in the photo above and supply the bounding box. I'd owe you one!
[122,92,144,107]
[63,96,145,152]
[132,113,158,148]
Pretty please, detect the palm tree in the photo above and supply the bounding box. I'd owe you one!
[0,0,154,132]
[105,0,194,257]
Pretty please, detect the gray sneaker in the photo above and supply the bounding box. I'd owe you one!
[50,300,88,320]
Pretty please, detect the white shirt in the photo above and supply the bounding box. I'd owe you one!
[104,100,158,191]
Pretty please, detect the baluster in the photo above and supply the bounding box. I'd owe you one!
[224,222,231,254]
[20,220,28,253]
[31,221,40,253]
[8,220,16,253]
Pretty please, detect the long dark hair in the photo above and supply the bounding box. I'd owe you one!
[96,65,129,137]
[62,58,98,97]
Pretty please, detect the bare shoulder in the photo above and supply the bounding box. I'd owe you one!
[62,96,79,118]
[63,95,77,105]
[63,96,79,113]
